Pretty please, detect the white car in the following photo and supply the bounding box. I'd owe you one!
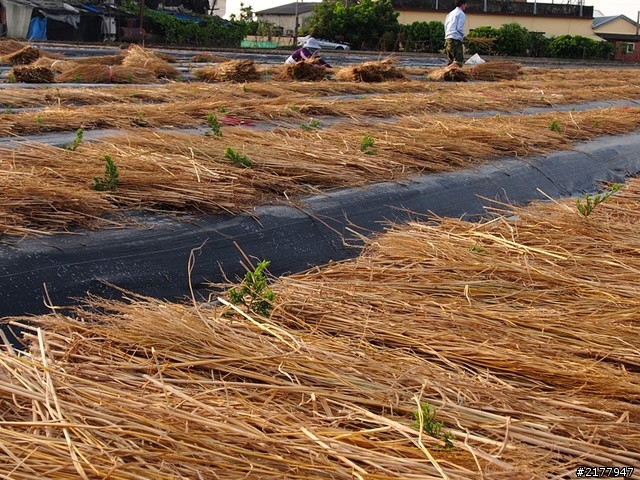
[297,36,351,51]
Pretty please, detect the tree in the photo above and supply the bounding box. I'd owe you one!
[304,0,400,51]
[400,21,444,53]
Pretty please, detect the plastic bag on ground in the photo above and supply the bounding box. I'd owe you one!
[465,53,486,66]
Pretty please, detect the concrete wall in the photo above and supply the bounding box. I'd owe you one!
[397,11,597,38]
[258,11,314,36]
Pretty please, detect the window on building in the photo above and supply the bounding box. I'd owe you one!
[627,43,635,53]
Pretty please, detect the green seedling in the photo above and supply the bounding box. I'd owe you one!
[206,112,223,137]
[219,106,227,113]
[593,119,600,127]
[228,260,275,317]
[92,155,119,191]
[360,136,377,155]
[576,183,621,217]
[300,119,321,131]
[412,402,455,449]
[289,105,300,112]
[36,114,43,125]
[550,119,561,132]
[64,128,84,151]
[4,105,12,114]
[225,147,252,168]
[470,244,486,254]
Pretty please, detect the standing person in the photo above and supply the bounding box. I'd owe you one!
[444,0,467,67]
[285,37,332,67]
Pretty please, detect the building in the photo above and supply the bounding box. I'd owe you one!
[592,15,640,62]
[255,1,319,37]
[392,0,597,39]
[0,0,105,40]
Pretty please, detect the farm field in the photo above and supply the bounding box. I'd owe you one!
[1,40,640,478]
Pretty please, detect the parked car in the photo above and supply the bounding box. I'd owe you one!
[297,36,351,50]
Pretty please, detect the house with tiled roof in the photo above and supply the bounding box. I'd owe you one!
[255,2,319,37]
[592,14,640,62]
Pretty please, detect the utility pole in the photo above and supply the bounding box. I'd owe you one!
[294,0,299,40]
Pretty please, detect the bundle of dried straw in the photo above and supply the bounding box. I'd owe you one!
[1,45,40,65]
[31,56,78,73]
[0,38,27,55]
[196,59,262,82]
[470,61,522,81]
[335,59,406,82]
[55,64,159,84]
[10,65,54,83]
[190,52,231,63]
[272,57,329,82]
[428,64,472,82]
[121,44,181,80]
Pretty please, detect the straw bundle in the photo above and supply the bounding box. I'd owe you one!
[465,36,497,55]
[274,58,329,81]
[76,53,126,65]
[471,61,522,81]
[428,63,472,82]
[196,59,262,82]
[0,38,27,55]
[10,65,54,83]
[1,45,40,65]
[31,56,78,73]
[55,64,159,84]
[121,44,180,79]
[334,59,406,82]
[190,52,231,63]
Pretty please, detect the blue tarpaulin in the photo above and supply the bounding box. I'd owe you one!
[27,17,47,40]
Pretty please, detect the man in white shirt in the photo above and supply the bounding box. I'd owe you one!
[444,0,467,67]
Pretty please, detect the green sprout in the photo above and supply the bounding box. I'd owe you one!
[206,112,223,137]
[412,402,454,449]
[64,128,84,151]
[228,260,275,317]
[300,119,321,131]
[360,136,377,155]
[92,155,119,191]
[576,183,621,217]
[549,119,561,132]
[225,147,252,168]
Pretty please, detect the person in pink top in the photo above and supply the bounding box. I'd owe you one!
[285,37,332,67]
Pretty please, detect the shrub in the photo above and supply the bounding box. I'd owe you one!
[548,35,613,59]
[496,22,529,56]
[528,31,551,57]
[466,26,499,55]
[401,21,444,53]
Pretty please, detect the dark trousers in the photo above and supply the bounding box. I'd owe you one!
[445,38,464,67]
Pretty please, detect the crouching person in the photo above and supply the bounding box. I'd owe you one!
[285,37,332,68]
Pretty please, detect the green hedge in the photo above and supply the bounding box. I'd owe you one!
[142,10,247,47]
